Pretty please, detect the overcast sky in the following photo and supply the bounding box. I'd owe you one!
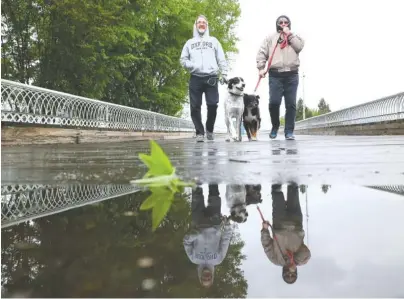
[200,0,404,131]
[200,183,404,297]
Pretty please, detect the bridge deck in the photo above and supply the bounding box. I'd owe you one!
[2,135,404,185]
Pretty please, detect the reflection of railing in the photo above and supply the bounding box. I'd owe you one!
[366,185,404,197]
[1,184,140,228]
[295,92,404,130]
[1,79,194,132]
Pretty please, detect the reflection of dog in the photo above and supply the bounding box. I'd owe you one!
[243,94,261,141]
[225,184,248,223]
[224,77,245,142]
[245,185,262,205]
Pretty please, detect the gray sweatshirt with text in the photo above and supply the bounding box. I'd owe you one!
[180,20,228,77]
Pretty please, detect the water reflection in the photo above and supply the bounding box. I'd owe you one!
[2,183,404,297]
[261,183,310,285]
[185,185,233,288]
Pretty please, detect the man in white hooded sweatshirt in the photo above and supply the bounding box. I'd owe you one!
[183,184,233,288]
[180,15,228,142]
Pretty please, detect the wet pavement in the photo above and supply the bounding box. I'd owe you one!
[2,134,404,297]
[1,135,404,185]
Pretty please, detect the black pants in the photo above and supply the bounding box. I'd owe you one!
[268,72,299,134]
[271,183,302,230]
[191,185,222,228]
[189,75,219,135]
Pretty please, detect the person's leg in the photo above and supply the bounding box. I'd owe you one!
[206,184,222,225]
[204,77,220,140]
[268,75,284,139]
[191,186,206,227]
[285,183,303,229]
[271,184,286,229]
[283,73,299,139]
[189,75,205,140]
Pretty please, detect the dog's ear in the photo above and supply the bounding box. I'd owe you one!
[227,77,236,89]
[256,95,260,100]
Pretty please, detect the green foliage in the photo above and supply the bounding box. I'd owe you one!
[1,0,241,116]
[1,191,248,297]
[296,97,332,121]
[130,140,195,231]
[280,116,285,126]
[321,184,331,194]
[318,98,331,114]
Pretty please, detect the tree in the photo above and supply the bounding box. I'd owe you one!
[280,116,285,126]
[1,0,241,116]
[296,98,304,121]
[296,98,316,121]
[318,98,331,115]
[1,189,248,298]
[321,184,331,194]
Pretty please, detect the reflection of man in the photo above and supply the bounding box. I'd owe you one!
[183,185,233,288]
[261,183,311,284]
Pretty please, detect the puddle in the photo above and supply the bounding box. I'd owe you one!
[2,183,404,297]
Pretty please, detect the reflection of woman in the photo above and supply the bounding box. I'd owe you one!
[260,183,311,284]
[183,185,233,288]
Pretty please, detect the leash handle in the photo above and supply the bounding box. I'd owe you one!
[257,205,276,240]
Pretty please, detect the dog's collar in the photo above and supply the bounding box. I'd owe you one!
[232,202,246,208]
[228,91,244,96]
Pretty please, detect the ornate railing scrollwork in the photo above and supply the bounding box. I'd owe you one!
[295,92,404,130]
[366,185,404,197]
[1,79,194,132]
[1,184,140,228]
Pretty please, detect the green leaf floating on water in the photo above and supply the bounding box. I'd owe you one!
[130,140,195,231]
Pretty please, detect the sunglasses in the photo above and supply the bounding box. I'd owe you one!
[278,20,289,25]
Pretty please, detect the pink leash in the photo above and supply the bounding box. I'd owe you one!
[253,42,279,93]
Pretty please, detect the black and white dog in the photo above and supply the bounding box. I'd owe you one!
[226,184,263,223]
[243,94,261,141]
[225,184,248,223]
[224,77,245,142]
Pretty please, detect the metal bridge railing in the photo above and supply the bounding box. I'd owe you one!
[295,92,404,130]
[1,184,140,228]
[366,185,404,197]
[1,79,195,132]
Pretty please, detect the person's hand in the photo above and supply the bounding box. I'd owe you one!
[220,74,228,85]
[283,26,291,36]
[262,221,270,230]
[259,69,266,78]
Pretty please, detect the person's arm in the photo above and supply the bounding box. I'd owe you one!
[288,33,304,53]
[183,232,198,261]
[293,243,311,265]
[256,35,271,70]
[180,41,194,71]
[215,39,228,78]
[261,226,275,260]
[217,222,233,262]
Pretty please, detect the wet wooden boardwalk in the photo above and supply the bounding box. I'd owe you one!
[2,135,404,185]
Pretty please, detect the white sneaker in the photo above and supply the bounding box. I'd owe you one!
[196,135,204,142]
